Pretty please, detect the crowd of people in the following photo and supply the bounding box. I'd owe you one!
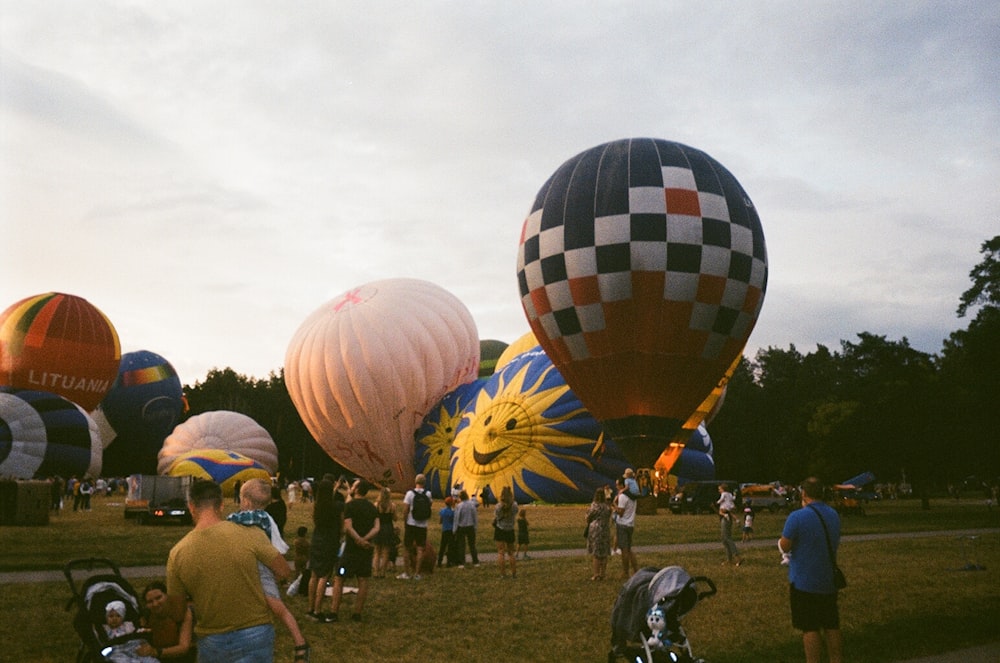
[63,466,847,663]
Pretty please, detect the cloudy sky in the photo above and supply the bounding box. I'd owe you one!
[2,2,997,384]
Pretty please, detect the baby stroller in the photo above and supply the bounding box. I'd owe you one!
[64,557,147,662]
[608,565,717,663]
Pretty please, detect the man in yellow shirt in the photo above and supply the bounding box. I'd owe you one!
[167,480,291,663]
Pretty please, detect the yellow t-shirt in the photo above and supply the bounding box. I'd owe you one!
[166,521,279,636]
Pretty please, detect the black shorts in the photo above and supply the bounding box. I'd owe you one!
[493,527,515,544]
[790,585,840,631]
[404,524,427,548]
[337,547,374,579]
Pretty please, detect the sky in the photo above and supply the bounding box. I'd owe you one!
[2,2,998,385]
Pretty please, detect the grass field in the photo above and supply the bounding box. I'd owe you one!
[1,495,997,662]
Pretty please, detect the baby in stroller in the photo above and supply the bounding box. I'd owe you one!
[607,566,716,663]
[102,600,158,663]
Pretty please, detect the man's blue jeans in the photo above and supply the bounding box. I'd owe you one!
[197,623,275,663]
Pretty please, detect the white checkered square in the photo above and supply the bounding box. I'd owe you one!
[730,223,754,256]
[598,271,632,303]
[629,187,667,214]
[721,278,750,310]
[689,301,719,333]
[663,272,700,303]
[701,330,728,360]
[564,246,598,280]
[700,245,732,279]
[595,214,631,246]
[537,225,564,261]
[543,280,574,314]
[665,214,703,244]
[698,192,730,221]
[661,166,697,190]
[562,333,590,361]
[575,302,606,334]
[630,241,667,272]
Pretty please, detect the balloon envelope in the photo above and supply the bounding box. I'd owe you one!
[0,387,102,479]
[0,292,121,411]
[414,378,487,498]
[517,138,767,468]
[96,350,186,475]
[158,410,278,475]
[285,278,480,489]
[165,448,270,497]
[449,347,630,504]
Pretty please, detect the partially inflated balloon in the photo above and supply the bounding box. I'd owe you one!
[285,278,480,489]
[449,348,630,504]
[94,350,186,475]
[165,448,270,497]
[414,379,487,498]
[478,340,509,378]
[494,331,538,373]
[0,293,121,410]
[0,387,102,479]
[517,138,767,468]
[158,410,278,475]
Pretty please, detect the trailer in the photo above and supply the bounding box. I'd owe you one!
[124,474,192,525]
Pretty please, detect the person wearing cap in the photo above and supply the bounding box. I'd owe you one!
[102,600,158,662]
[166,479,292,663]
[437,496,457,568]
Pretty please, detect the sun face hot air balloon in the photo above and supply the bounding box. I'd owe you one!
[414,378,487,498]
[517,138,767,469]
[94,350,186,475]
[0,292,121,411]
[0,387,102,479]
[285,278,480,489]
[449,347,630,504]
[494,330,538,373]
[157,410,278,476]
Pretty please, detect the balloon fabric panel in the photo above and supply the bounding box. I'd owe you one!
[414,379,486,498]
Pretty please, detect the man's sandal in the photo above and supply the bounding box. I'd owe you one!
[294,643,311,662]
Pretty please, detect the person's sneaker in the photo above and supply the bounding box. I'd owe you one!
[305,611,321,622]
[350,613,363,622]
[396,572,410,580]
[322,612,338,623]
[457,564,465,569]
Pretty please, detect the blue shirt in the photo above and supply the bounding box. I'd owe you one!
[439,505,455,531]
[782,502,840,594]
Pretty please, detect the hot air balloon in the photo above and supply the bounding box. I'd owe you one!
[414,378,487,497]
[284,278,480,489]
[494,330,539,373]
[517,138,767,469]
[0,292,121,411]
[0,387,102,479]
[478,339,509,378]
[94,350,186,475]
[157,410,278,476]
[449,348,630,504]
[165,448,270,497]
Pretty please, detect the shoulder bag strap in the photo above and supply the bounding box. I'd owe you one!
[806,503,838,568]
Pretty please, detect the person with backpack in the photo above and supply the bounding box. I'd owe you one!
[398,473,432,580]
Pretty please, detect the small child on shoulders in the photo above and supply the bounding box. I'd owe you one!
[228,479,309,662]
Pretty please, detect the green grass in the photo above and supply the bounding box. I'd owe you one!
[1,496,997,662]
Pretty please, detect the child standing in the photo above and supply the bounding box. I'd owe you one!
[437,496,456,567]
[293,526,311,596]
[516,508,531,560]
[228,479,310,662]
[741,506,755,542]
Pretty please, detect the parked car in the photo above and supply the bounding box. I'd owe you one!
[668,480,734,514]
[740,483,793,513]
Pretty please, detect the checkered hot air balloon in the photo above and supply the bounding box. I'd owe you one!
[516,138,768,469]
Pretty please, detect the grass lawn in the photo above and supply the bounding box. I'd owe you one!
[1,495,997,662]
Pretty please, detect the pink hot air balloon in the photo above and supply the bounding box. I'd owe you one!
[284,278,480,489]
[517,138,767,469]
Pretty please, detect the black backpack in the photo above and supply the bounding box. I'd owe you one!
[411,488,432,520]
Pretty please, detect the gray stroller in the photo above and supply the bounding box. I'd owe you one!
[608,565,717,663]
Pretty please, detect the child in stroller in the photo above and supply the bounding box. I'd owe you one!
[65,558,157,663]
[607,565,717,663]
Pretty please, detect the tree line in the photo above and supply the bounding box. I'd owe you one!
[183,236,1000,496]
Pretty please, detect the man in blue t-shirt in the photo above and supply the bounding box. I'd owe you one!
[779,477,842,663]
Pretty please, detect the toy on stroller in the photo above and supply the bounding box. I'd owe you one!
[64,557,152,663]
[607,565,717,663]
